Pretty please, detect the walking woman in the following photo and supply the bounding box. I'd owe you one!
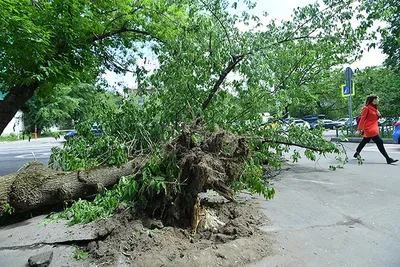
[354,95,398,164]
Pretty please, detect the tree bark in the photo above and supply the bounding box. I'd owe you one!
[0,160,138,213]
[0,83,38,135]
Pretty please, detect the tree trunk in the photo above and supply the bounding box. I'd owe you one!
[0,160,138,213]
[0,83,38,135]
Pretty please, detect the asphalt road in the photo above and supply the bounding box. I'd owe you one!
[0,138,63,176]
[249,142,400,267]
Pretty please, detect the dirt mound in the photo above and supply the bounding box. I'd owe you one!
[84,195,272,267]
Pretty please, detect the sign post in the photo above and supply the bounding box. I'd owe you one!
[344,67,354,131]
[137,67,144,107]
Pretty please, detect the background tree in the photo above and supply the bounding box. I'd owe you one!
[359,0,400,70]
[353,66,400,117]
[0,0,189,134]
[0,0,369,135]
[23,83,121,134]
[286,70,349,120]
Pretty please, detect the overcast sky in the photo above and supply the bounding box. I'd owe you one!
[105,0,385,89]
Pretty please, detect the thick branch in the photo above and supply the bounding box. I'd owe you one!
[201,53,249,111]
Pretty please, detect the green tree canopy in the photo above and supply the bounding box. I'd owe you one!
[359,0,400,70]
[0,0,190,134]
[353,66,400,117]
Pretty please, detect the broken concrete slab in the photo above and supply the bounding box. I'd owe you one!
[0,215,102,248]
[0,215,104,267]
[0,244,91,267]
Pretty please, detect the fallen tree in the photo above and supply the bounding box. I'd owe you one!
[0,119,265,227]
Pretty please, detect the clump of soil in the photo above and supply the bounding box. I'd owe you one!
[85,193,273,267]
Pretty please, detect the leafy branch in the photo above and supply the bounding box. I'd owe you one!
[201,53,250,110]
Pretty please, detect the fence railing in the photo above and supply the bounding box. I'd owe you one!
[336,125,394,138]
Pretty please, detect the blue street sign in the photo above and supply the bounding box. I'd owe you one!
[341,84,355,97]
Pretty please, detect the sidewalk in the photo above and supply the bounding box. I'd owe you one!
[249,143,400,267]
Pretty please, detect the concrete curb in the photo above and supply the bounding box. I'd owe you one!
[330,137,395,144]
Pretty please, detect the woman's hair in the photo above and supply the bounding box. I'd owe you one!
[365,95,378,106]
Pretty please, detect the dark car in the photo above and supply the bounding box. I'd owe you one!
[64,129,78,140]
[63,127,103,140]
[303,114,326,124]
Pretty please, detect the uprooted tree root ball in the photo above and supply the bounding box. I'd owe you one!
[84,194,273,267]
[150,118,251,226]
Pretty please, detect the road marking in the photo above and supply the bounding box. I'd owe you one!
[0,147,57,154]
[15,153,51,159]
[375,188,387,192]
[287,178,335,185]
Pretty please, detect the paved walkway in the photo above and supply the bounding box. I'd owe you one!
[249,142,400,267]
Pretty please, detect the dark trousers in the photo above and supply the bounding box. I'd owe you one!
[356,135,390,160]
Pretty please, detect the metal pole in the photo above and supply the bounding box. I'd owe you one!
[137,67,144,106]
[345,67,353,132]
[347,81,353,132]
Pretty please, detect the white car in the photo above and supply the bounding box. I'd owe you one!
[335,117,356,127]
[335,118,349,127]
[292,119,311,129]
[283,118,310,130]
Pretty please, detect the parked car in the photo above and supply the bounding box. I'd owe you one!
[64,129,78,140]
[379,117,397,126]
[393,120,400,144]
[310,119,338,130]
[283,118,311,130]
[335,118,349,127]
[335,117,356,127]
[292,119,311,129]
[347,118,357,127]
[64,125,103,140]
[303,114,325,124]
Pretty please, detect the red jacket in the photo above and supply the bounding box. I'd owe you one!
[357,104,380,137]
